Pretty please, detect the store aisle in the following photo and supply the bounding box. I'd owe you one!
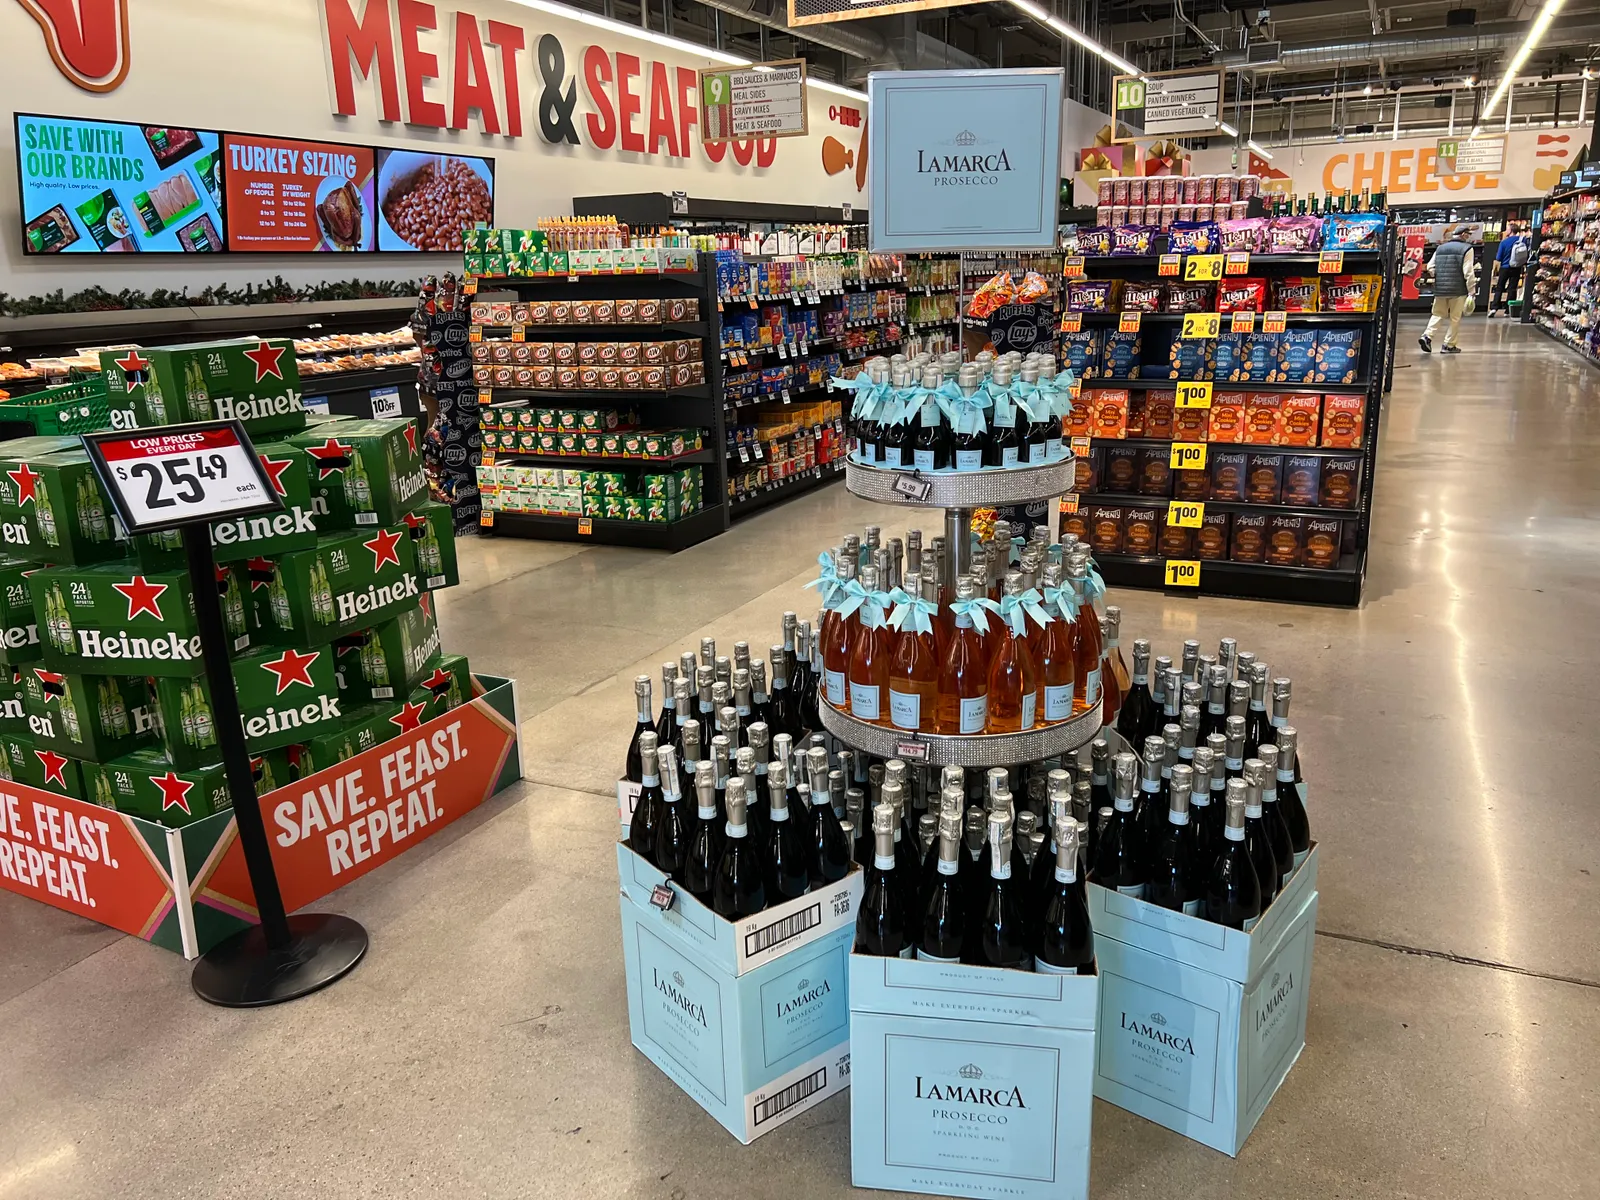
[2,319,1597,1200]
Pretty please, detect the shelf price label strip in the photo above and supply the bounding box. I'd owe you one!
[1175,381,1212,408]
[1184,254,1224,282]
[1180,312,1221,339]
[1263,310,1289,333]
[1224,252,1251,275]
[1158,254,1182,277]
[1119,311,1142,333]
[1231,310,1257,333]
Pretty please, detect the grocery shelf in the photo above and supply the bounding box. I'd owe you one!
[1077,380,1372,395]
[818,700,1102,767]
[1065,311,1377,326]
[720,336,833,359]
[729,461,845,517]
[1071,251,1383,270]
[486,448,715,469]
[475,321,708,337]
[483,504,725,550]
[482,385,711,403]
[724,383,832,410]
[1077,491,1361,520]
[1093,551,1364,606]
[1085,438,1366,459]
[846,456,1075,508]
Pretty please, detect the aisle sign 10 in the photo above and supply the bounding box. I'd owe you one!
[1164,559,1201,587]
[1175,381,1212,408]
[1181,312,1221,339]
[1169,441,1208,470]
[1184,254,1223,281]
[1167,500,1204,528]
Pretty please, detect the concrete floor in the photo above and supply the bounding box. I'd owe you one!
[2,315,1598,1199]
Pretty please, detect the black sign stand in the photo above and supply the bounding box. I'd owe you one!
[81,422,368,1007]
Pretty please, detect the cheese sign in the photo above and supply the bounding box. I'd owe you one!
[1184,254,1224,282]
[1169,442,1208,470]
[1164,559,1201,587]
[82,422,283,535]
[1168,500,1205,528]
[1181,312,1221,339]
[1175,381,1213,408]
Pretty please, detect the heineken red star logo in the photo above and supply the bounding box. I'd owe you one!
[304,438,352,480]
[263,647,320,695]
[390,700,428,732]
[6,462,40,506]
[403,424,418,456]
[246,557,275,592]
[422,666,453,694]
[113,350,149,393]
[153,770,195,815]
[32,668,65,697]
[243,339,287,383]
[402,512,427,535]
[35,749,69,787]
[364,527,403,571]
[112,575,168,621]
[258,453,294,496]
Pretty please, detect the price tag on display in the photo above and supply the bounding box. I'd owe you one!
[782,388,792,404]
[1175,381,1213,408]
[82,422,284,535]
[1185,254,1224,282]
[1318,250,1345,273]
[369,387,402,419]
[1224,252,1252,275]
[511,325,526,342]
[1060,313,1083,333]
[1071,436,1092,458]
[1263,310,1288,333]
[1164,559,1202,588]
[894,740,930,762]
[777,343,788,359]
[468,326,483,343]
[479,388,494,404]
[1063,256,1086,279]
[891,473,935,503]
[578,518,593,536]
[1167,500,1205,528]
[463,279,478,295]
[1158,254,1182,276]
[1169,441,1208,470]
[479,510,495,527]
[1060,494,1080,514]
[1231,310,1257,334]
[1180,312,1221,339]
[1118,311,1142,333]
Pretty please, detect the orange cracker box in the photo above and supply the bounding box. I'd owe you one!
[1092,389,1130,439]
[1279,392,1321,446]
[1206,391,1247,443]
[1171,402,1210,442]
[1065,391,1096,438]
[1243,392,1283,445]
[1143,390,1176,440]
[1320,394,1366,448]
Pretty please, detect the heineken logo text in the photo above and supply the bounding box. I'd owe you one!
[336,575,419,623]
[243,695,342,739]
[213,507,317,545]
[76,630,202,662]
[214,390,305,423]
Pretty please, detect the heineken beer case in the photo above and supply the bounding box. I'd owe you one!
[250,746,294,798]
[137,441,321,568]
[289,702,405,780]
[20,452,126,565]
[401,500,459,591]
[334,601,441,702]
[287,419,427,531]
[98,339,308,437]
[0,558,43,664]
[407,653,470,723]
[0,437,109,560]
[85,749,232,828]
[0,666,28,734]
[254,528,420,646]
[34,565,204,678]
[21,666,153,763]
[1,732,87,800]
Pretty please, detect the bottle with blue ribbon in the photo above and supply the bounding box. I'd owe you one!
[1066,550,1105,719]
[947,363,989,471]
[887,571,941,733]
[939,574,996,734]
[1040,359,1073,461]
[1038,560,1079,724]
[847,563,892,724]
[822,551,863,712]
[910,364,951,471]
[985,361,1022,469]
[988,572,1050,732]
[1013,362,1050,466]
[880,362,917,469]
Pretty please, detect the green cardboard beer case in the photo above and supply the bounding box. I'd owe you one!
[21,666,153,762]
[334,601,441,703]
[253,527,419,646]
[287,419,427,531]
[0,436,100,559]
[400,500,459,591]
[1,731,86,800]
[250,746,294,798]
[0,558,43,664]
[136,441,321,568]
[0,665,28,734]
[85,749,232,828]
[289,702,405,780]
[20,451,125,565]
[98,339,308,437]
[33,564,204,678]
[407,653,471,723]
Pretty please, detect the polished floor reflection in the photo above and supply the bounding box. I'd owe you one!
[1,317,1596,1199]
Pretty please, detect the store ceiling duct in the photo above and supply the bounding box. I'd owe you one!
[1218,19,1600,70]
[692,0,887,60]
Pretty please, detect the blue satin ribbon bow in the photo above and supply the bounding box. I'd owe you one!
[888,587,940,636]
[1043,583,1079,621]
[996,588,1053,638]
[949,594,1000,636]
[803,551,843,609]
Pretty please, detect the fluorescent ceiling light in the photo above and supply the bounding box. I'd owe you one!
[1007,1,1142,76]
[1247,139,1274,160]
[1219,121,1239,136]
[508,0,868,99]
[1475,0,1567,134]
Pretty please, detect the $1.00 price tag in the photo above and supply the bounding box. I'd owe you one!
[1164,559,1201,588]
[82,422,282,535]
[1175,381,1213,408]
[1167,500,1204,528]
[1184,254,1224,282]
[1169,441,1208,470]
[1180,312,1221,339]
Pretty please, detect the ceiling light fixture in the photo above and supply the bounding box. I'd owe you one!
[1246,139,1275,159]
[1473,0,1567,136]
[1008,0,1143,76]
[1219,121,1240,136]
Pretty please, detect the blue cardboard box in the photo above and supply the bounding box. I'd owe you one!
[1213,333,1246,382]
[1242,333,1280,382]
[1311,328,1363,384]
[849,955,1098,1199]
[1060,330,1102,380]
[617,844,863,1142]
[1102,331,1142,379]
[1088,845,1320,1156]
[1167,337,1214,381]
[1274,329,1318,383]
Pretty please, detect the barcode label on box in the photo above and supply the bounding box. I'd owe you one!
[753,1068,827,1126]
[744,902,822,957]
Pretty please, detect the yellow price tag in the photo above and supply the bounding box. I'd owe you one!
[1184,254,1224,282]
[1224,252,1251,275]
[1060,494,1080,514]
[1167,501,1205,528]
[1181,312,1221,339]
[1318,250,1345,273]
[1175,381,1213,408]
[578,518,594,535]
[1262,310,1288,333]
[1169,441,1208,470]
[463,278,479,295]
[511,325,526,342]
[1230,310,1257,334]
[1119,311,1142,333]
[1158,254,1181,277]
[478,388,494,403]
[1063,256,1086,278]
[479,510,495,527]
[468,326,484,343]
[1164,559,1202,588]
[1070,436,1092,457]
[1060,312,1083,333]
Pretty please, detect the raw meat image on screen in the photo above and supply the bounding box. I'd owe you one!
[136,171,201,233]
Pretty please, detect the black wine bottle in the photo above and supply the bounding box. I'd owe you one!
[1240,762,1279,910]
[1273,727,1311,867]
[713,778,766,919]
[1186,752,1218,884]
[732,668,755,748]
[1030,770,1073,914]
[683,762,723,904]
[1199,664,1229,741]
[1206,784,1262,930]
[795,621,822,738]
[882,778,922,927]
[629,732,664,864]
[1244,663,1272,759]
[1134,735,1167,853]
[763,760,811,901]
[1255,748,1296,892]
[1224,716,1247,780]
[974,812,1031,970]
[856,803,910,956]
[1091,752,1144,897]
[951,363,985,471]
[1143,764,1199,916]
[654,662,676,748]
[918,812,966,962]
[805,747,852,884]
[749,658,773,733]
[653,744,692,882]
[1115,639,1156,750]
[625,675,654,783]
[911,366,951,471]
[1035,820,1094,974]
[1180,639,1200,684]
[985,362,1021,468]
[1271,680,1304,786]
[767,644,800,742]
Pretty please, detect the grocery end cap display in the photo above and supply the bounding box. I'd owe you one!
[81,421,285,535]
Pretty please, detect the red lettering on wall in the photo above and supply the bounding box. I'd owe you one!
[584,46,617,149]
[647,61,679,158]
[756,138,776,168]
[450,12,501,133]
[486,20,525,138]
[396,0,448,128]
[704,138,727,163]
[676,66,699,155]
[732,139,753,166]
[617,53,645,153]
[323,0,401,122]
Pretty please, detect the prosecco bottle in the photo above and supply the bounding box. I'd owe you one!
[1143,764,1199,916]
[654,662,676,746]
[911,365,952,470]
[1205,784,1262,930]
[683,762,723,904]
[974,812,1031,970]
[1254,747,1296,891]
[629,733,664,864]
[1271,679,1304,786]
[1241,761,1280,910]
[1187,749,1218,874]
[936,575,989,735]
[856,803,911,957]
[1273,727,1311,866]
[805,747,853,884]
[653,744,692,882]
[1244,663,1272,758]
[713,778,766,919]
[1133,735,1166,853]
[1034,821,1094,974]
[1116,639,1157,749]
[763,759,811,901]
[625,676,654,783]
[1091,752,1145,897]
[918,812,967,962]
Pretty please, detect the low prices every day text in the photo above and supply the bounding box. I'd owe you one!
[0,792,115,909]
[272,719,466,875]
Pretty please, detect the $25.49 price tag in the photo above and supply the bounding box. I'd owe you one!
[82,422,282,535]
[1164,559,1201,587]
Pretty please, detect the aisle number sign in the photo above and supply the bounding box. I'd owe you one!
[1175,381,1212,408]
[1184,255,1223,282]
[1167,501,1204,528]
[1169,442,1208,469]
[700,59,807,141]
[1181,312,1221,339]
[1164,559,1202,587]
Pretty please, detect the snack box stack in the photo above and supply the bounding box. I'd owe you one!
[0,382,469,826]
[479,463,702,524]
[723,352,843,405]
[468,296,701,330]
[477,407,703,461]
[463,228,696,277]
[1077,387,1366,451]
[471,336,705,393]
[1069,204,1385,256]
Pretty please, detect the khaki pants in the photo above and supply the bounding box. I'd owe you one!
[1423,295,1468,348]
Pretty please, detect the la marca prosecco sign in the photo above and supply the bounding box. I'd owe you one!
[321,0,781,168]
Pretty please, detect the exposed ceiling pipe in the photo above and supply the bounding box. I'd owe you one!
[1218,19,1600,69]
[693,0,887,60]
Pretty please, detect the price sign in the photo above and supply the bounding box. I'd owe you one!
[369,387,402,419]
[1164,559,1202,588]
[82,422,284,535]
[1169,441,1208,470]
[1063,256,1086,279]
[1060,312,1083,333]
[891,474,935,502]
[1230,310,1257,334]
[1158,254,1181,277]
[1262,310,1288,333]
[1060,493,1080,514]
[1185,254,1224,282]
[1181,312,1221,339]
[1224,252,1251,275]
[1167,500,1205,528]
[463,278,478,295]
[468,326,483,342]
[1318,250,1345,273]
[893,740,930,762]
[578,518,594,535]
[1175,381,1213,408]
[1119,311,1143,333]
[479,510,495,527]
[1070,436,1092,457]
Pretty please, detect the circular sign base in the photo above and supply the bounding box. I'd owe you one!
[191,913,369,1008]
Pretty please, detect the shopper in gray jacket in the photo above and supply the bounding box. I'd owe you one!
[1419,228,1476,354]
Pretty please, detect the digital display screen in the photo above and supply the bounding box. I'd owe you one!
[374,150,495,252]
[16,113,226,254]
[223,133,375,252]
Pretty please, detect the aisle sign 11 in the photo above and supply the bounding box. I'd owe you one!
[1169,441,1208,470]
[1175,381,1213,408]
[1184,254,1223,281]
[1181,312,1221,339]
[1167,500,1204,528]
[81,422,282,534]
[1164,559,1201,587]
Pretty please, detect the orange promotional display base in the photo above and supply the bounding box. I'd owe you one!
[0,675,522,960]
